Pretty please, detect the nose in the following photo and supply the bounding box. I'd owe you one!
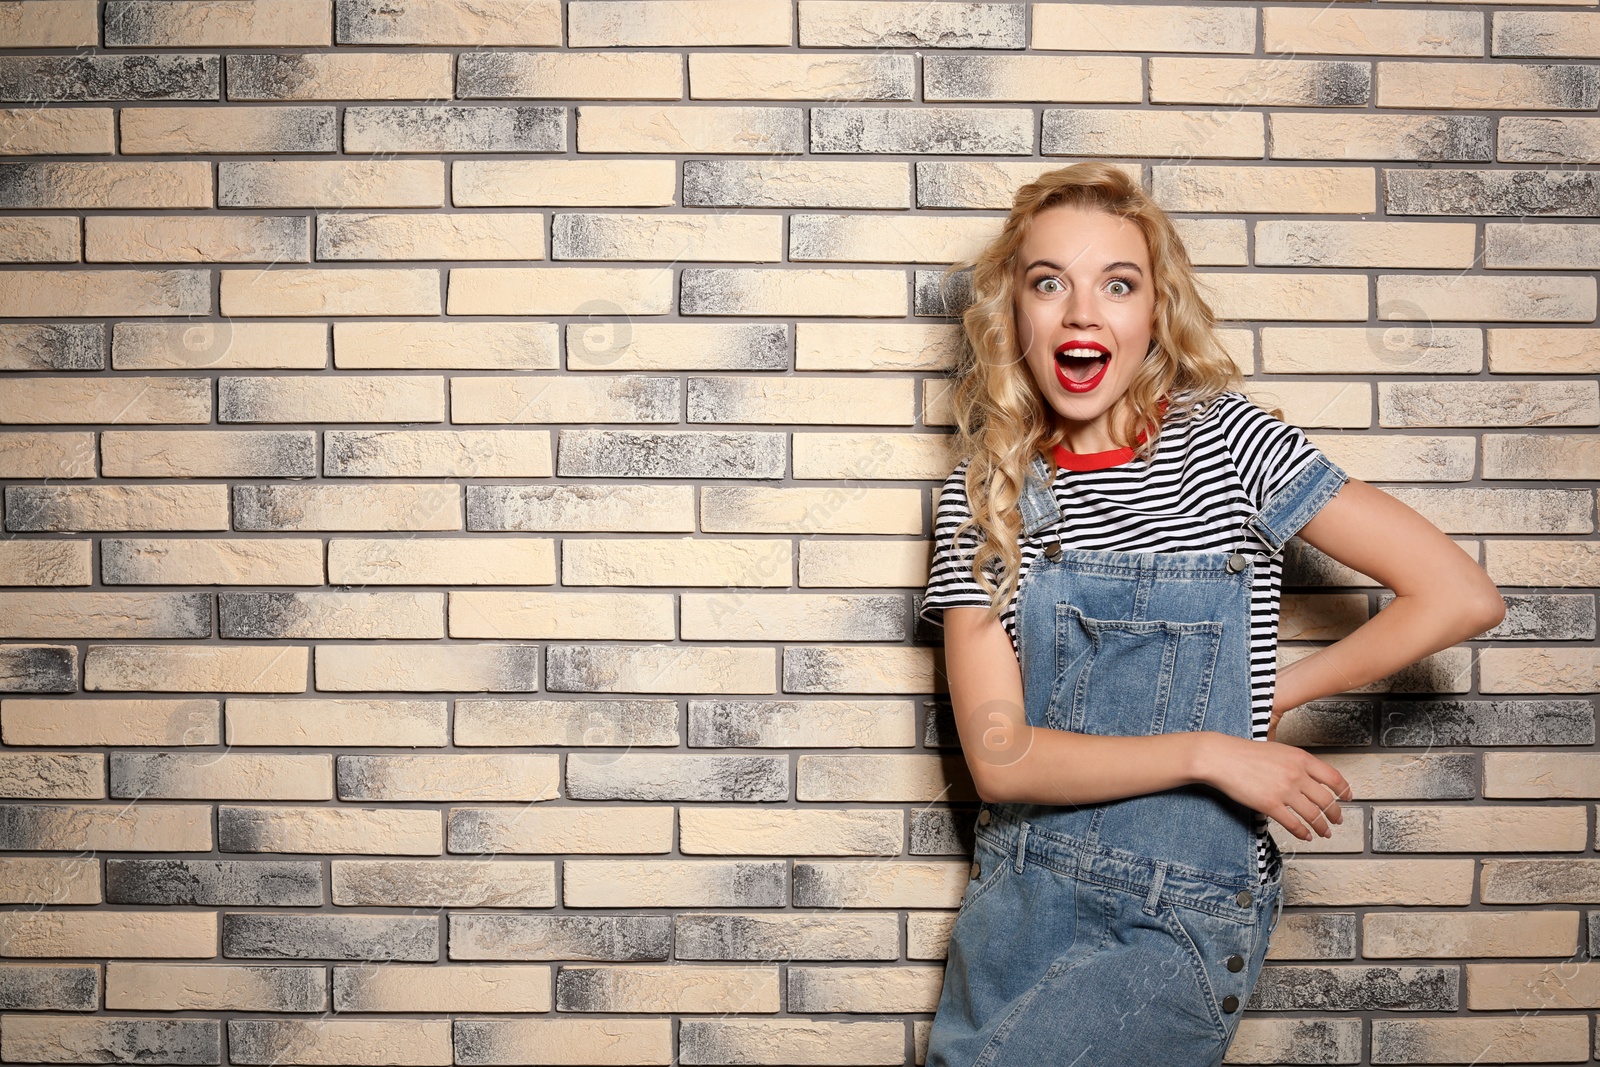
[1060,282,1098,329]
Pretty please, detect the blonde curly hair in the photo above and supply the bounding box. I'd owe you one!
[939,161,1246,621]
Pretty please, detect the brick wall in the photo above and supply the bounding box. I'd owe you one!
[0,1,1597,1064]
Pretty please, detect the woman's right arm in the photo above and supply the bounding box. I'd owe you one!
[944,604,1351,840]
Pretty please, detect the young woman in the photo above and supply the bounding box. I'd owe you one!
[920,162,1505,1067]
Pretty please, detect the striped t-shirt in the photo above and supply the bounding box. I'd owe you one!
[920,390,1342,884]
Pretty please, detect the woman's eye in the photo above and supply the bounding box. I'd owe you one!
[1106,279,1132,296]
[1036,277,1062,294]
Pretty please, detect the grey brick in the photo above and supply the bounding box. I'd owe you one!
[684,160,912,209]
[222,913,437,961]
[800,3,1025,48]
[0,644,77,693]
[0,55,219,102]
[1273,913,1357,960]
[3,1017,221,1064]
[811,106,1032,154]
[1379,699,1595,747]
[923,701,957,748]
[556,430,785,479]
[1380,382,1597,427]
[674,912,899,961]
[1386,168,1600,217]
[344,106,565,153]
[910,808,974,855]
[0,965,98,1011]
[1277,701,1375,747]
[219,592,438,640]
[449,914,670,961]
[105,859,323,906]
[1247,965,1457,1011]
[0,324,104,371]
[454,699,680,748]
[1480,859,1600,903]
[916,267,973,316]
[467,484,692,532]
[566,754,788,802]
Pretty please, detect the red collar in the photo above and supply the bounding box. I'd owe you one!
[1052,399,1166,473]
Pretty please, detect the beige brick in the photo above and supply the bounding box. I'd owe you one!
[795,323,961,371]
[680,809,902,856]
[0,857,101,904]
[681,594,903,642]
[1493,11,1600,56]
[1155,166,1376,214]
[451,375,676,425]
[545,645,773,696]
[688,699,915,748]
[786,646,940,694]
[564,861,785,908]
[101,430,311,477]
[788,966,943,1013]
[221,591,443,640]
[566,322,784,372]
[1284,859,1475,906]
[0,432,95,479]
[454,699,679,749]
[1,324,106,372]
[0,216,77,263]
[0,591,206,639]
[339,754,557,803]
[577,106,802,154]
[798,755,974,802]
[1265,8,1483,55]
[85,644,308,693]
[1372,1016,1590,1062]
[453,160,677,207]
[314,644,538,694]
[907,913,958,960]
[801,0,1022,48]
[1467,963,1600,1010]
[1378,61,1599,109]
[1484,433,1600,479]
[0,540,92,585]
[0,269,208,317]
[1485,222,1600,269]
[1173,219,1249,266]
[1269,112,1492,161]
[1484,752,1600,798]
[1386,487,1594,534]
[1380,381,1598,428]
[227,52,454,101]
[1268,809,1366,855]
[447,267,672,316]
[1488,328,1600,373]
[0,107,114,155]
[0,803,211,852]
[4,485,229,532]
[793,860,969,909]
[701,487,921,534]
[318,213,544,262]
[232,1020,453,1065]
[104,966,323,1017]
[1484,540,1600,586]
[1197,272,1369,320]
[1499,116,1600,163]
[470,484,694,533]
[1045,107,1262,158]
[690,377,912,425]
[1379,273,1597,322]
[799,540,934,589]
[87,215,307,263]
[690,52,909,102]
[337,0,560,45]
[0,752,102,799]
[447,1020,670,1066]
[562,538,790,588]
[332,964,551,1013]
[221,804,441,854]
[325,429,549,477]
[450,592,673,640]
[220,375,444,423]
[226,699,447,748]
[464,51,682,100]
[690,159,916,209]
[1481,647,1600,693]
[1376,804,1587,851]
[0,161,209,208]
[102,538,321,586]
[1279,593,1370,641]
[677,1020,903,1066]
[1244,382,1371,428]
[572,1,790,46]
[114,322,327,370]
[1149,57,1372,106]
[220,268,440,317]
[220,160,444,208]
[120,105,334,154]
[1261,326,1482,374]
[0,1,97,46]
[3,698,217,747]
[330,538,553,587]
[106,0,331,46]
[111,751,330,800]
[792,434,954,481]
[0,911,215,957]
[1256,220,1474,268]
[557,964,778,1014]
[1309,434,1475,482]
[450,806,673,854]
[0,376,210,425]
[335,322,557,371]
[1034,4,1253,52]
[1356,908,1580,959]
[561,212,780,263]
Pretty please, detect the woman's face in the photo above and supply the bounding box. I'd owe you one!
[1013,204,1157,453]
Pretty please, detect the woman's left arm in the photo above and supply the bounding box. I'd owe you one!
[1269,477,1507,737]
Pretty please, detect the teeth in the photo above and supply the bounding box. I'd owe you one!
[1057,348,1108,360]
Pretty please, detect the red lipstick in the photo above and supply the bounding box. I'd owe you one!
[1054,341,1111,394]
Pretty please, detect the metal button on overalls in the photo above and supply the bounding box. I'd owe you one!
[927,450,1351,1067]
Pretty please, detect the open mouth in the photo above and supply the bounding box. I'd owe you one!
[1054,343,1110,394]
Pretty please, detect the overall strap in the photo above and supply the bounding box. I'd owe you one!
[1244,453,1351,557]
[1016,452,1062,539]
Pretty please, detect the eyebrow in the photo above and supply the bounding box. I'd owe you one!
[1023,259,1144,275]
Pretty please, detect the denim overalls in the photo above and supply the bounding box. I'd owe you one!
[926,449,1350,1067]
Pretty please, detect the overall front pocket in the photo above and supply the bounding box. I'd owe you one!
[1050,604,1223,736]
